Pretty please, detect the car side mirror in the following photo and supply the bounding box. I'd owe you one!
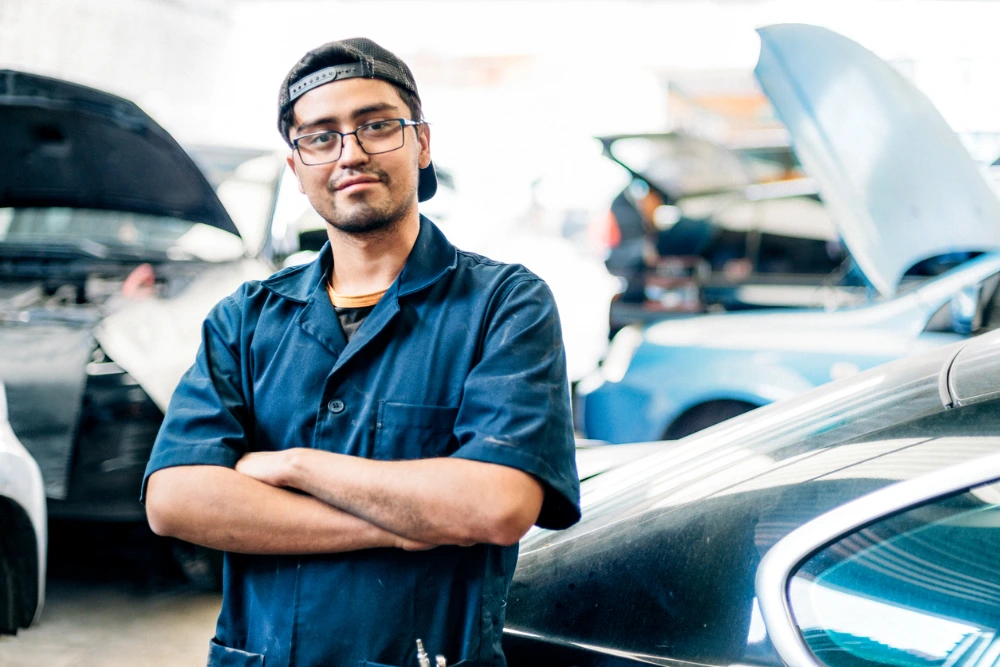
[949,283,982,335]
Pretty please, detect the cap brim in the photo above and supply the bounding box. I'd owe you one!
[418,161,437,202]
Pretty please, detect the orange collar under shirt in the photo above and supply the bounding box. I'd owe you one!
[327,282,387,341]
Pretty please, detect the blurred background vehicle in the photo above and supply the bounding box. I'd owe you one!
[0,380,46,635]
[577,24,1000,442]
[593,133,865,335]
[505,306,1000,667]
[0,70,274,587]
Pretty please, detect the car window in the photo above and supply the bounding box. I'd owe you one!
[789,478,1000,667]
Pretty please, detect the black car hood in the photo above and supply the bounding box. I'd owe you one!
[0,70,239,237]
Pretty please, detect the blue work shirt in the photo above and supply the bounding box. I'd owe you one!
[142,217,581,667]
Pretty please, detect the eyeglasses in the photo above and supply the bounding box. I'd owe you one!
[292,118,424,166]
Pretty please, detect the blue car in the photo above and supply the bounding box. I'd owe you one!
[577,24,1000,444]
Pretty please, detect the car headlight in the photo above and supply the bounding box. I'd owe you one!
[601,324,645,383]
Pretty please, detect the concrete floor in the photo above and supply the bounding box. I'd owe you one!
[0,520,221,667]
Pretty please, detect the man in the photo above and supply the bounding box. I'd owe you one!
[142,38,580,667]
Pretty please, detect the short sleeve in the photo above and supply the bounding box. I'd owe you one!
[140,289,251,503]
[450,277,581,530]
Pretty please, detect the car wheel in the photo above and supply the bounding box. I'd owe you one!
[665,400,758,440]
[170,541,223,592]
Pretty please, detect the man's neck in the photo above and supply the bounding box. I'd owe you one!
[326,210,421,296]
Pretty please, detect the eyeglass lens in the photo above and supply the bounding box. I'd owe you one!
[297,120,407,165]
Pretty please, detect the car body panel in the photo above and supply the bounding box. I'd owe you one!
[580,150,1000,442]
[0,70,238,236]
[506,330,1000,666]
[95,258,272,412]
[756,24,1000,297]
[0,322,94,499]
[0,381,46,632]
[574,441,670,482]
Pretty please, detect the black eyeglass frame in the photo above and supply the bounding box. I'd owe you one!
[291,118,426,166]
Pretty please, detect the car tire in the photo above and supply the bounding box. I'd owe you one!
[665,400,758,440]
[170,541,223,592]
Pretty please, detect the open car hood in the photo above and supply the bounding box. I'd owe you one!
[0,70,239,237]
[599,133,754,200]
[755,24,1000,297]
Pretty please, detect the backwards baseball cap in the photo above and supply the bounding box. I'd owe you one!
[278,37,437,202]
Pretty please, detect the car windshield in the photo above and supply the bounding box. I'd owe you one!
[0,207,245,262]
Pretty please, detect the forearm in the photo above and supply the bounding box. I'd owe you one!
[145,465,406,554]
[283,451,543,547]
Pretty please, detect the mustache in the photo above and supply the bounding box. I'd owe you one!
[327,170,387,192]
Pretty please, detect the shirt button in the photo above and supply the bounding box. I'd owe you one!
[327,399,345,414]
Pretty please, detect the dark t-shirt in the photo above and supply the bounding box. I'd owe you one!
[335,305,375,341]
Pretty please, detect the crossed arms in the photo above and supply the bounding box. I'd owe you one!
[145,278,573,556]
[146,451,544,554]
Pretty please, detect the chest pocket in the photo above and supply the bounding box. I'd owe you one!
[375,401,459,461]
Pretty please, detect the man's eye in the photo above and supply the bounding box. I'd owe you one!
[311,133,336,145]
[364,121,397,135]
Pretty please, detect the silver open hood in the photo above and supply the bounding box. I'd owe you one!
[755,24,1000,296]
[0,70,239,236]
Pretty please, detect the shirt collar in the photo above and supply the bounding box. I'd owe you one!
[261,215,458,303]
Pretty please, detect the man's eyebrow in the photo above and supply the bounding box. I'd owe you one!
[295,102,402,133]
[350,102,401,119]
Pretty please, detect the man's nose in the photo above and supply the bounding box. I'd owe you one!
[338,134,369,167]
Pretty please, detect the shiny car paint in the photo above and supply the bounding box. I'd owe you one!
[505,326,1000,666]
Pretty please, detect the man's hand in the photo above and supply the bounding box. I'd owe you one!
[395,536,437,551]
[235,450,295,487]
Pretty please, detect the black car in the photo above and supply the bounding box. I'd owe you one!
[0,70,273,583]
[504,324,1000,666]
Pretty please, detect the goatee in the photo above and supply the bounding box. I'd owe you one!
[322,171,416,236]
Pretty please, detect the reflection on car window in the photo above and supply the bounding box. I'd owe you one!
[789,479,1000,667]
[0,207,243,262]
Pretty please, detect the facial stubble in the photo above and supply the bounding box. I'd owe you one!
[316,168,419,237]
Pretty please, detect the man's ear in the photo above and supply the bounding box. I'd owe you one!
[285,151,306,194]
[417,123,431,169]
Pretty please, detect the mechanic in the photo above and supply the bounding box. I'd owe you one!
[142,38,580,667]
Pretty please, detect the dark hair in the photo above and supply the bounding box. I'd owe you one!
[278,53,423,147]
